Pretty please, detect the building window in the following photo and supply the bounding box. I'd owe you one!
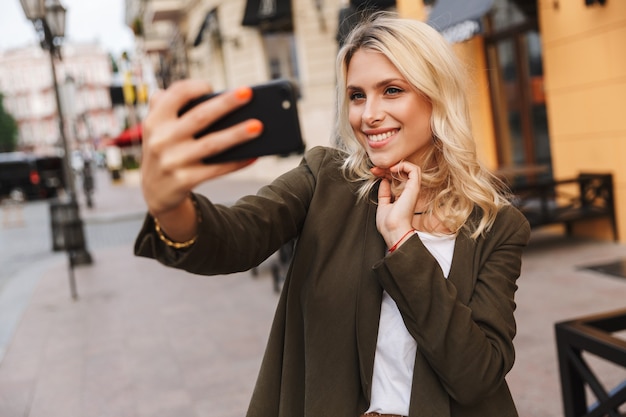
[485,0,552,184]
[261,33,299,82]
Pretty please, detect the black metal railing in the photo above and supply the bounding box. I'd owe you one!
[555,308,626,417]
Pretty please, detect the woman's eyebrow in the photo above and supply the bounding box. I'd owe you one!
[347,78,406,91]
[375,78,406,87]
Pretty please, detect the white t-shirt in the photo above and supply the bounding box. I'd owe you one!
[366,231,456,416]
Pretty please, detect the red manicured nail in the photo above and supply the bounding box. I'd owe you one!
[235,86,252,101]
[246,120,263,134]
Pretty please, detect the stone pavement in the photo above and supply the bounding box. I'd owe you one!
[1,166,626,417]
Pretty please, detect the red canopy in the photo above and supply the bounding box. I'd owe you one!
[111,124,142,147]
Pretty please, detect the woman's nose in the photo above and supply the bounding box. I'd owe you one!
[362,99,384,125]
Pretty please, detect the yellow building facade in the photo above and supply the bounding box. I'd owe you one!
[399,0,626,242]
[540,0,626,241]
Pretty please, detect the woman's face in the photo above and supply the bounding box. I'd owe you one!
[346,49,433,169]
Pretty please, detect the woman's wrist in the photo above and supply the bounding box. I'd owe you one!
[152,194,201,247]
[154,217,197,249]
[388,229,416,253]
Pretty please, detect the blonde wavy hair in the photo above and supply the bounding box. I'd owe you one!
[334,13,510,239]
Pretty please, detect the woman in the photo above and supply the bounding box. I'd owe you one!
[135,13,530,417]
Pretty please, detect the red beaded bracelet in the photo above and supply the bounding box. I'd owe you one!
[388,229,416,253]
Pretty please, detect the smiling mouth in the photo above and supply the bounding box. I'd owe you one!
[367,129,398,142]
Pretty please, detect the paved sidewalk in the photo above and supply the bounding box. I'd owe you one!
[1,167,625,417]
[0,245,278,417]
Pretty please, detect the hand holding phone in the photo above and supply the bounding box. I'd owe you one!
[178,79,306,164]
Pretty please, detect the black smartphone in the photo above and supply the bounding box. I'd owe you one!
[178,79,306,164]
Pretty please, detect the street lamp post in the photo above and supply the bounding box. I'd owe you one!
[19,0,93,299]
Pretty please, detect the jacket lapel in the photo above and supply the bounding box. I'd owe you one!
[355,199,385,400]
[447,229,477,305]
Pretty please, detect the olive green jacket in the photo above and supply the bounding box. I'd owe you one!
[135,146,531,417]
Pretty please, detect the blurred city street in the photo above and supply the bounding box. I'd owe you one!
[2,0,626,415]
[0,165,625,417]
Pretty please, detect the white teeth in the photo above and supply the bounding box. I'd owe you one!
[367,130,396,142]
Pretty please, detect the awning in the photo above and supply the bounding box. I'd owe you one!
[427,0,494,43]
[242,0,293,32]
[109,124,142,148]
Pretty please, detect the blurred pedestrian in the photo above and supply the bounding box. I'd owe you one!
[105,145,123,181]
[135,12,530,417]
[82,158,95,208]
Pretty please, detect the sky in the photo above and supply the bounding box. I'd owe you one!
[0,0,135,58]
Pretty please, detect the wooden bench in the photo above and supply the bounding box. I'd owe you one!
[509,173,618,241]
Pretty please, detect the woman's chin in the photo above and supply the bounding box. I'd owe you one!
[370,159,398,170]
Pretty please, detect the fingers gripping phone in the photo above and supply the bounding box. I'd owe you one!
[178,79,306,164]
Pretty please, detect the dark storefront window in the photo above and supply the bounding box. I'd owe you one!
[485,0,552,184]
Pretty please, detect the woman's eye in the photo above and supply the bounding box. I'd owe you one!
[385,87,402,95]
[349,91,365,101]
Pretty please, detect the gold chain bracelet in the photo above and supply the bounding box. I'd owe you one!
[154,217,197,249]
[153,194,201,249]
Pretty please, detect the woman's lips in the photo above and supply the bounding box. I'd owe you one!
[366,129,398,148]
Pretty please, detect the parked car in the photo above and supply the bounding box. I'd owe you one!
[0,152,65,200]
